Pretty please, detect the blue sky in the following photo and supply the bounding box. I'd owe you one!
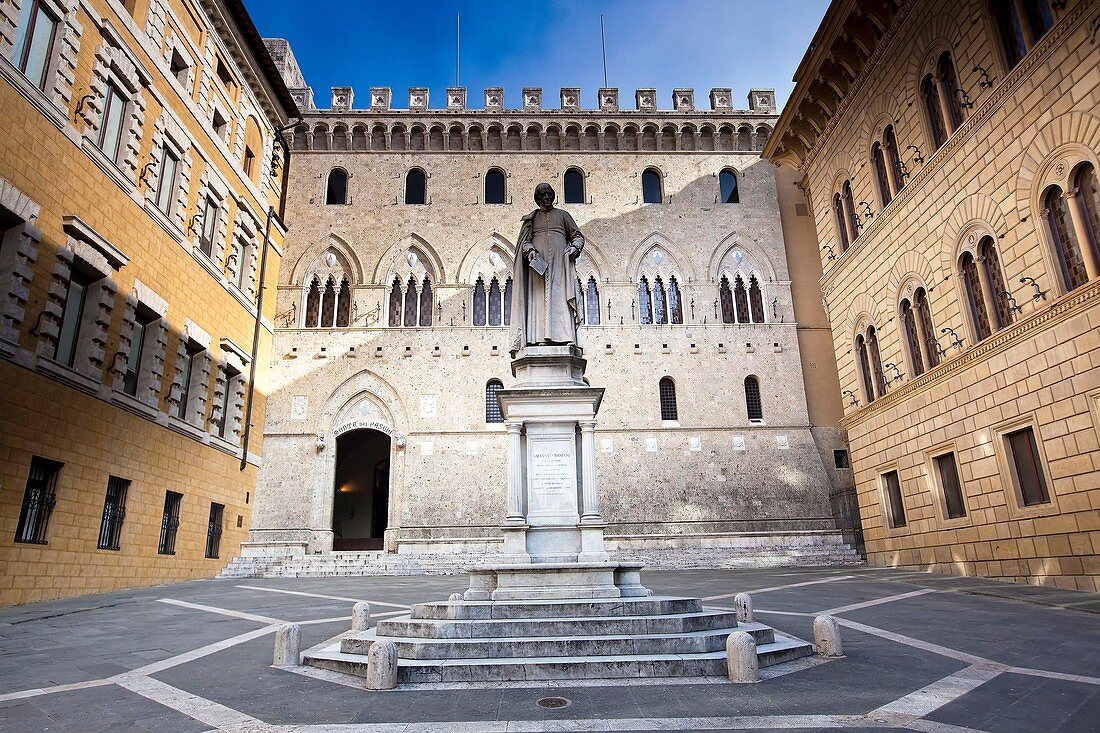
[244,0,830,111]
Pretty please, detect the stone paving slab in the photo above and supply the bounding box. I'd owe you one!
[0,566,1097,732]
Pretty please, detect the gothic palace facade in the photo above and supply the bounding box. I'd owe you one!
[239,41,859,566]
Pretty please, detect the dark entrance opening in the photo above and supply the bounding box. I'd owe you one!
[333,429,390,550]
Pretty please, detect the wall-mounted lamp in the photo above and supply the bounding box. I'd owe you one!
[955,88,974,109]
[883,362,904,383]
[973,66,994,89]
[858,201,875,220]
[1020,276,1047,301]
[906,144,925,165]
[998,290,1023,315]
[821,244,836,261]
[940,326,964,350]
[842,389,859,408]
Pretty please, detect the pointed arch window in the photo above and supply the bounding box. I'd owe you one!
[564,168,585,204]
[668,277,683,324]
[503,277,513,326]
[652,276,668,324]
[719,169,739,204]
[658,377,677,421]
[419,277,433,326]
[748,275,764,323]
[320,277,336,327]
[305,277,321,327]
[488,277,502,326]
[485,379,504,423]
[638,276,652,324]
[326,169,348,205]
[642,168,663,204]
[485,168,506,204]
[576,278,584,324]
[473,277,487,326]
[733,275,750,324]
[405,168,426,205]
[744,376,763,422]
[960,251,992,341]
[388,277,402,327]
[586,277,600,325]
[336,278,351,327]
[403,277,418,327]
[1045,185,1090,292]
[719,275,735,323]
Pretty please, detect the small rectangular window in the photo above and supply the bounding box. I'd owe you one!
[934,452,967,519]
[158,491,183,555]
[243,146,255,178]
[1006,427,1050,506]
[155,147,179,216]
[212,109,228,139]
[199,196,219,257]
[122,309,155,396]
[882,470,906,528]
[232,238,249,290]
[97,476,129,550]
[175,340,203,420]
[833,449,850,469]
[15,457,62,544]
[97,82,127,162]
[11,0,58,90]
[215,365,237,438]
[169,48,189,86]
[205,502,224,558]
[215,57,234,88]
[54,270,93,367]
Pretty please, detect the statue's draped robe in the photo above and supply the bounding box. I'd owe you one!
[510,207,585,353]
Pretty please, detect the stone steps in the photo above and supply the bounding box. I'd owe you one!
[306,632,811,683]
[410,596,702,620]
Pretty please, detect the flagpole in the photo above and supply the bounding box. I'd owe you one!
[456,13,461,87]
[600,14,608,87]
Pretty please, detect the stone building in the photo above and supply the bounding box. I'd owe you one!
[0,0,296,605]
[765,0,1100,590]
[236,41,859,571]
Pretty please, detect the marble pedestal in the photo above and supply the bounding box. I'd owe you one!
[467,345,648,601]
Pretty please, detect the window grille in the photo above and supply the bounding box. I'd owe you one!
[326,169,348,204]
[744,376,763,422]
[306,277,321,327]
[205,502,224,559]
[158,491,183,555]
[336,278,351,327]
[882,470,906,528]
[403,276,418,326]
[734,275,749,324]
[15,457,61,544]
[485,380,504,423]
[658,377,677,421]
[1006,427,1049,506]
[748,275,764,323]
[419,277,433,326]
[719,276,735,323]
[638,277,652,324]
[320,276,336,326]
[586,277,600,325]
[97,476,129,550]
[979,239,1012,328]
[488,278,502,326]
[473,278,487,326]
[934,453,967,519]
[1045,187,1088,292]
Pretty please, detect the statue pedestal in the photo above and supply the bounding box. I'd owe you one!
[468,345,648,601]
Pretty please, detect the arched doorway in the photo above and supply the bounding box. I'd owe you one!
[332,429,390,550]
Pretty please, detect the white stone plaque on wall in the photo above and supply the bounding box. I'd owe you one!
[420,394,437,418]
[420,441,434,456]
[732,435,746,451]
[645,437,658,453]
[466,440,478,456]
[527,436,578,523]
[689,437,702,452]
[776,435,790,450]
[291,395,307,420]
[600,438,613,453]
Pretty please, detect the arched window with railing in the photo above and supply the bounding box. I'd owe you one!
[564,167,585,204]
[585,277,600,325]
[658,377,677,421]
[326,168,348,205]
[405,168,426,204]
[485,168,506,204]
[719,168,739,204]
[744,376,763,422]
[485,379,504,423]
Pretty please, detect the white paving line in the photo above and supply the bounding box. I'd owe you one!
[703,574,857,601]
[272,715,876,731]
[235,585,412,610]
[870,664,1003,720]
[125,624,281,676]
[0,678,114,703]
[835,617,1003,667]
[158,598,283,624]
[116,674,269,731]
[1006,666,1100,686]
[819,588,939,615]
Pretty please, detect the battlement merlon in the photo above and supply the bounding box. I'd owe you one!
[312,86,776,115]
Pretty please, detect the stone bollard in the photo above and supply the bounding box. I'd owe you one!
[725,631,759,683]
[448,592,463,603]
[813,615,844,657]
[365,639,399,690]
[352,602,371,632]
[273,623,302,667]
[733,592,754,623]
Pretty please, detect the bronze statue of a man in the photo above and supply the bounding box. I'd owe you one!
[509,183,586,356]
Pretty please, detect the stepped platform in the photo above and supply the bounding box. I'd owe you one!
[302,595,813,684]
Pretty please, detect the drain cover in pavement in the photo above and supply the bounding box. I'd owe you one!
[536,697,571,709]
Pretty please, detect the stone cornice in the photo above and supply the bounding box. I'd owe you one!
[819,1,1096,290]
[839,277,1100,430]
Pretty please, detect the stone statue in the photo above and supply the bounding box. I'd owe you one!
[509,183,585,356]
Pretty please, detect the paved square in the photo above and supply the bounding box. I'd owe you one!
[0,567,1097,732]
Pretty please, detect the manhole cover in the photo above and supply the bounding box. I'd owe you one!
[536,696,571,709]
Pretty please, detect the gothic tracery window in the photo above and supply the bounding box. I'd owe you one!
[320,277,336,327]
[488,277,502,326]
[403,276,418,327]
[638,276,652,324]
[305,277,320,328]
[719,275,735,323]
[336,277,351,327]
[734,275,750,324]
[419,277,433,326]
[585,277,600,325]
[473,277,487,326]
[668,276,683,324]
[748,275,764,323]
[652,276,668,325]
